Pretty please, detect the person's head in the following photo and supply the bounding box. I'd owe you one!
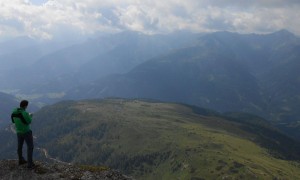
[20,100,29,109]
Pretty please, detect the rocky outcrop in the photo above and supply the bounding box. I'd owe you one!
[0,160,133,180]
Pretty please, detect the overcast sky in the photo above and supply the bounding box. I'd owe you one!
[1,0,300,40]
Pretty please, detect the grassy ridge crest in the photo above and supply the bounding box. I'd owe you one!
[29,98,300,179]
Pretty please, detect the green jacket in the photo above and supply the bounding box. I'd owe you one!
[11,108,32,134]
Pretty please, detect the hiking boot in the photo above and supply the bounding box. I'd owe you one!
[19,159,27,165]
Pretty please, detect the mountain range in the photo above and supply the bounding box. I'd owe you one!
[66,30,300,140]
[1,31,199,94]
[1,30,300,140]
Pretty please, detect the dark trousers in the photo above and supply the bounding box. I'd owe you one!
[17,130,34,165]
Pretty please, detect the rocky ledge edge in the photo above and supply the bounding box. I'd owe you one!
[0,160,133,180]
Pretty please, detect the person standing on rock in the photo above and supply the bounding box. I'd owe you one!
[11,100,35,169]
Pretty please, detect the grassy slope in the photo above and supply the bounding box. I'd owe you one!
[32,99,300,179]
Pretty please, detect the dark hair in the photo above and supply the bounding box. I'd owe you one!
[20,100,29,108]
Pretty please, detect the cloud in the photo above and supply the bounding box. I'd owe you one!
[0,0,299,40]
[0,0,112,40]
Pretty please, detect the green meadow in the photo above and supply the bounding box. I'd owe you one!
[31,99,300,179]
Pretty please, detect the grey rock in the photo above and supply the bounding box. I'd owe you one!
[0,160,133,180]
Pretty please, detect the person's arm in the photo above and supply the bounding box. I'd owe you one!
[22,111,32,124]
[11,113,15,123]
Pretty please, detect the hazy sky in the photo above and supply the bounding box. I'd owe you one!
[1,0,299,40]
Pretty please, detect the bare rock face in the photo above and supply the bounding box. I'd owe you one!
[0,160,133,180]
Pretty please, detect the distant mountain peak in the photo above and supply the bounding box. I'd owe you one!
[269,29,296,38]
